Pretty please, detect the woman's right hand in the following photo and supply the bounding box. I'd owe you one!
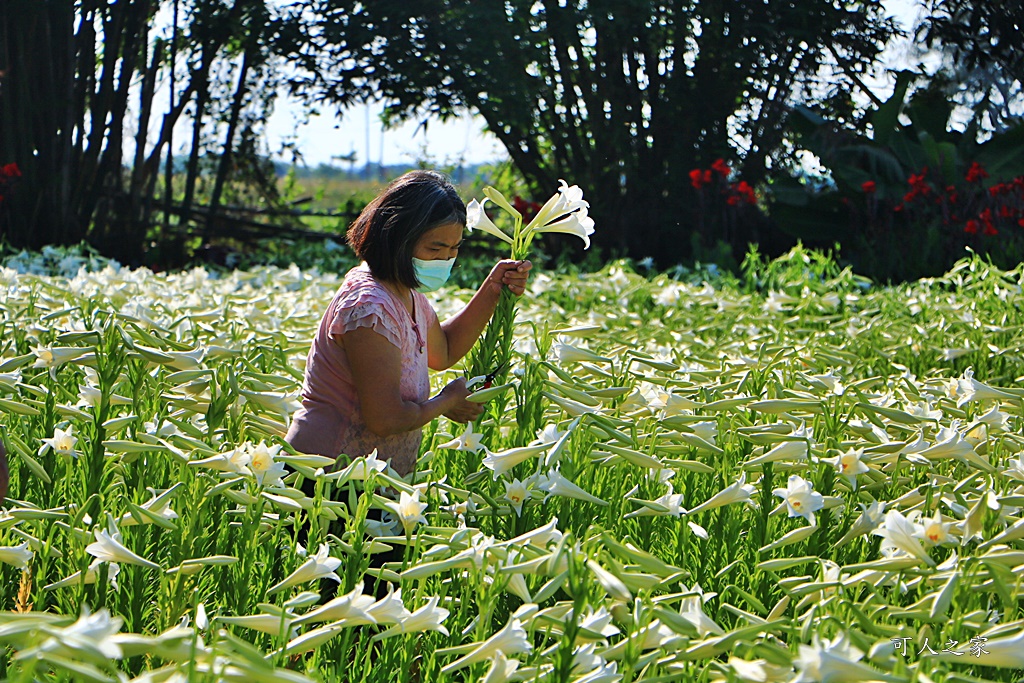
[440,377,485,423]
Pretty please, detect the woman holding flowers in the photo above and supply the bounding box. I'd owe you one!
[286,171,531,476]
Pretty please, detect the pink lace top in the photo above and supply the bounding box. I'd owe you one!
[285,263,437,475]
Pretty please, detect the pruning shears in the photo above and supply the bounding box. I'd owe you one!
[466,361,510,391]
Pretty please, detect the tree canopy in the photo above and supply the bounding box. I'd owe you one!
[291,0,899,264]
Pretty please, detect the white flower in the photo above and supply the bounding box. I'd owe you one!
[293,581,376,626]
[466,198,514,244]
[373,595,450,639]
[679,584,724,637]
[955,367,1015,407]
[872,509,935,566]
[249,441,286,487]
[39,608,123,661]
[578,606,620,640]
[536,467,608,506]
[267,543,342,594]
[342,448,388,480]
[386,490,428,535]
[481,651,521,683]
[45,558,120,591]
[913,510,955,546]
[189,446,252,475]
[794,633,882,683]
[823,448,870,489]
[39,425,78,458]
[503,478,530,516]
[482,442,548,480]
[366,586,410,625]
[0,542,34,569]
[772,475,824,525]
[437,423,484,453]
[85,518,162,570]
[685,473,757,517]
[440,616,533,674]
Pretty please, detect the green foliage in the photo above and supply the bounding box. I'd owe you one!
[773,78,1024,283]
[293,0,897,267]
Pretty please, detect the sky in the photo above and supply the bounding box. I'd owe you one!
[264,0,924,168]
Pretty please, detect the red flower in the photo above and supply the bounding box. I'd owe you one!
[689,169,712,189]
[964,219,979,234]
[726,195,740,206]
[711,158,731,177]
[983,223,998,236]
[0,163,19,178]
[1018,218,1024,228]
[965,161,988,183]
[734,180,757,204]
[861,180,876,194]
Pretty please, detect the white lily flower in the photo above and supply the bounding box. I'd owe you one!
[955,367,1016,407]
[440,616,532,674]
[0,542,34,569]
[872,509,935,566]
[268,543,342,594]
[32,345,90,370]
[249,441,286,487]
[188,446,251,475]
[536,467,608,506]
[503,477,530,516]
[437,422,484,453]
[482,442,548,480]
[578,606,620,640]
[373,595,450,639]
[45,558,120,591]
[822,447,871,489]
[794,633,883,683]
[293,581,376,626]
[341,448,388,480]
[528,207,595,249]
[39,607,124,661]
[686,473,757,517]
[913,509,955,546]
[481,651,521,683]
[386,489,428,534]
[834,501,886,547]
[366,586,410,625]
[773,475,823,525]
[38,425,78,458]
[85,517,161,570]
[679,584,724,637]
[466,198,514,244]
[217,611,297,637]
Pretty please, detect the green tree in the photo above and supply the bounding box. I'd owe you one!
[290,0,898,265]
[916,0,1024,134]
[0,0,300,265]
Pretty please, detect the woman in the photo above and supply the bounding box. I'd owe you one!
[285,170,530,476]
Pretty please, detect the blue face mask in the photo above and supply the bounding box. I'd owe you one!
[412,257,456,292]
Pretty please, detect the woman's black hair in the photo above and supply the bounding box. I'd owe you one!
[346,170,466,288]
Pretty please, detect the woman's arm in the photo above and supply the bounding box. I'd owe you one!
[342,327,479,436]
[427,260,532,371]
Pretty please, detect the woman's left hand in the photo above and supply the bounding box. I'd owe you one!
[486,259,532,297]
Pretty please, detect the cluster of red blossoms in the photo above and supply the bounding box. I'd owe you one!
[689,158,757,206]
[0,163,21,205]
[860,161,1024,236]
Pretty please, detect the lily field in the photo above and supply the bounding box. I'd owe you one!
[2,245,1024,683]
